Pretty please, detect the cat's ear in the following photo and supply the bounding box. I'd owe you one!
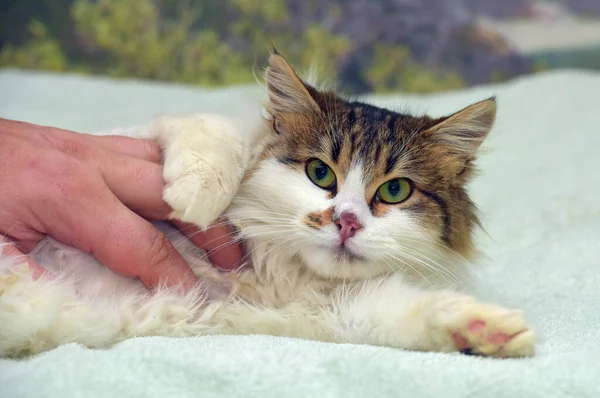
[423,98,496,174]
[265,52,321,118]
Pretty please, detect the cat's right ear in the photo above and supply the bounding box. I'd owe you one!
[265,53,321,122]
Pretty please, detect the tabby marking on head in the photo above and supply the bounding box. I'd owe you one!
[231,53,496,282]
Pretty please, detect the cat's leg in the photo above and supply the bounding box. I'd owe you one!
[152,114,250,228]
[331,275,535,357]
[0,260,212,357]
[206,275,534,358]
[0,242,211,357]
[0,256,119,357]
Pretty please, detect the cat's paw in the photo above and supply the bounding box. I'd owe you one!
[154,114,247,229]
[433,298,535,357]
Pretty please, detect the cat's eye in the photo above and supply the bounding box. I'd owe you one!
[377,178,412,204]
[306,159,336,189]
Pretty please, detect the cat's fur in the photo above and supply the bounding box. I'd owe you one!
[0,54,535,358]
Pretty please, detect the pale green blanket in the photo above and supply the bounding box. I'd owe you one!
[1,69,599,398]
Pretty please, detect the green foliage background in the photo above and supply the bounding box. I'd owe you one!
[2,0,470,93]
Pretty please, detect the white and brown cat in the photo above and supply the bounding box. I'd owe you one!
[0,54,534,358]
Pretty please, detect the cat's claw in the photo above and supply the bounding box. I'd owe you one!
[435,300,535,357]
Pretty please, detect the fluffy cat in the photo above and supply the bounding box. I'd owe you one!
[0,54,535,358]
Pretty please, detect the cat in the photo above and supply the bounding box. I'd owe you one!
[0,53,535,358]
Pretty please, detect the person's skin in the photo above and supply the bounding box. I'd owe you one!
[0,118,245,290]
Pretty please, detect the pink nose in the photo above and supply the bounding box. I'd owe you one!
[335,211,363,244]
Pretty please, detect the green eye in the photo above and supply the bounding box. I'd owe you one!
[306,159,336,189]
[377,178,412,204]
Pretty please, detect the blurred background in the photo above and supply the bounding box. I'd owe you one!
[1,0,600,94]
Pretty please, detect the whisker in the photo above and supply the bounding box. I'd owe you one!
[384,247,461,287]
[381,253,434,287]
[203,228,303,256]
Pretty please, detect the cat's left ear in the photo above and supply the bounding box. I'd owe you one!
[423,98,496,174]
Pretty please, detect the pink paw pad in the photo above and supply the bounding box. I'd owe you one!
[467,319,512,344]
[488,332,512,344]
[454,319,515,355]
[468,320,486,332]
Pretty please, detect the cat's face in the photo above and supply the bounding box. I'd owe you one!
[233,54,495,281]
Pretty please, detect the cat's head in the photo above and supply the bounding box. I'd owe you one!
[233,54,495,282]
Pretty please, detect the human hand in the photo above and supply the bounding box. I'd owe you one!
[0,118,244,289]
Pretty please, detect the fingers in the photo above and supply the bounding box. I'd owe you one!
[2,120,201,289]
[9,122,171,221]
[89,135,162,164]
[173,219,246,271]
[77,194,198,290]
[0,222,45,254]
[81,142,247,274]
[41,172,198,290]
[13,238,41,254]
[94,142,247,273]
[98,154,172,220]
[98,150,247,271]
[0,236,53,279]
[8,120,163,165]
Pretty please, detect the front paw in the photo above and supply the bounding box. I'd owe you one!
[162,159,229,229]
[432,298,535,357]
[155,114,246,229]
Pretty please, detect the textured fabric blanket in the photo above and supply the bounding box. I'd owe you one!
[0,69,599,398]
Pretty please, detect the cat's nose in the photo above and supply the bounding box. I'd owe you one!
[335,211,363,243]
